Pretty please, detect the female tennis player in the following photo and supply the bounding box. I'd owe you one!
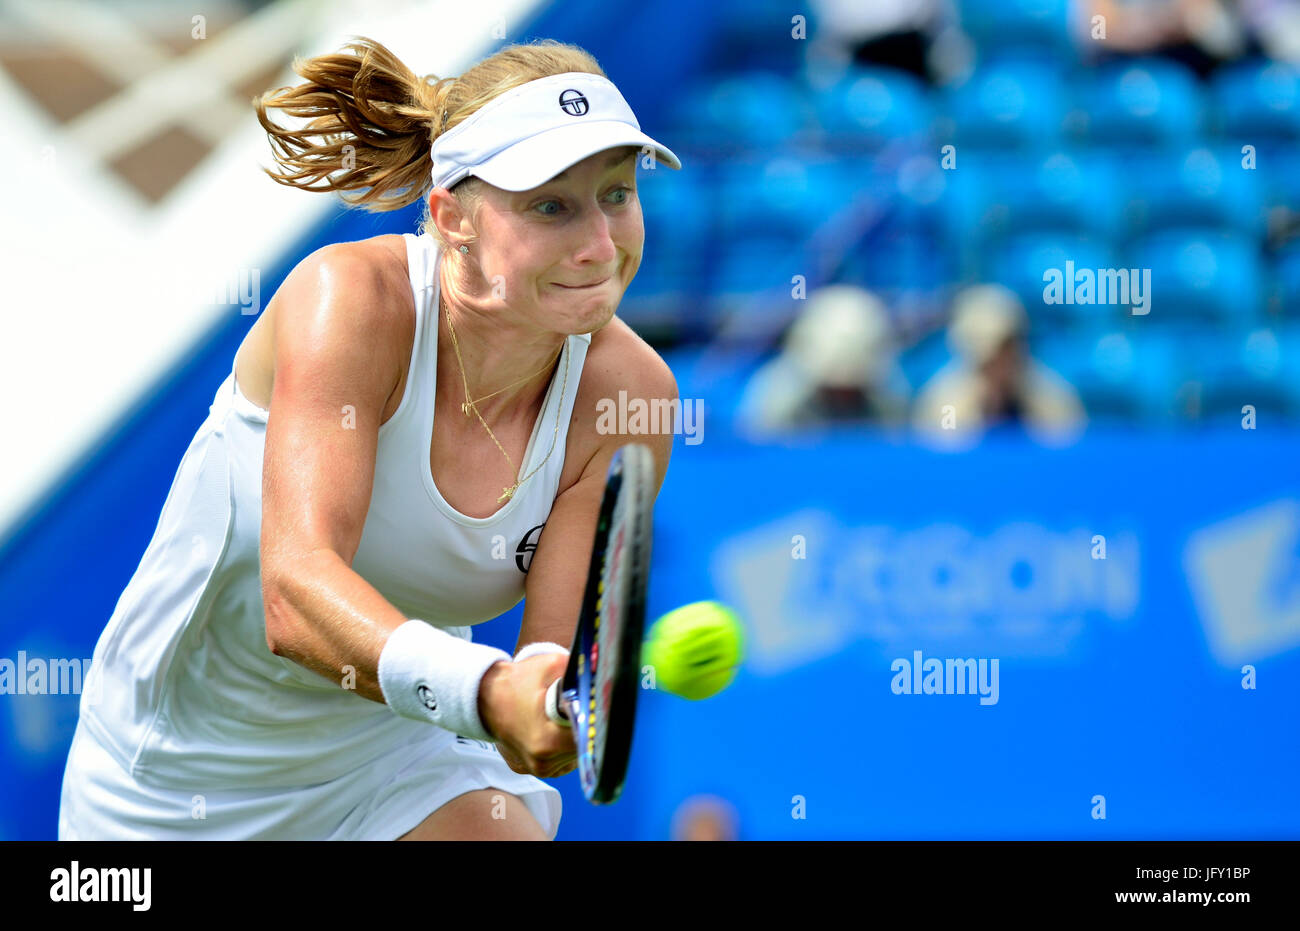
[57,37,679,841]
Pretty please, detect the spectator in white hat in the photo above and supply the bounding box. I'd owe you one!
[736,284,911,435]
[912,284,1084,444]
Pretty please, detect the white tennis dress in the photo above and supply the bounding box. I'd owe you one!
[58,231,590,839]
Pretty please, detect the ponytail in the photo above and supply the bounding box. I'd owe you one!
[253,36,608,222]
[254,37,447,211]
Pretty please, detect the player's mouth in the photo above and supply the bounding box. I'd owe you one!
[555,276,610,290]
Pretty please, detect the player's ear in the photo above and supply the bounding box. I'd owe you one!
[428,186,474,246]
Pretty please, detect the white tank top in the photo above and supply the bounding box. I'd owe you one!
[79,231,591,791]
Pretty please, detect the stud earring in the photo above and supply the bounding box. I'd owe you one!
[458,244,469,255]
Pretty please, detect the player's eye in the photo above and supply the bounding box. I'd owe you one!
[534,186,632,217]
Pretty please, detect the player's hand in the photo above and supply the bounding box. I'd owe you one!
[478,654,577,779]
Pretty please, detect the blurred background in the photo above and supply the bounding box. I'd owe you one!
[1,0,1298,839]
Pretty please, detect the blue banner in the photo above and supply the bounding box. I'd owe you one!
[627,428,1300,839]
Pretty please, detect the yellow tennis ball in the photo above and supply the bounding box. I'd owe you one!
[642,601,744,700]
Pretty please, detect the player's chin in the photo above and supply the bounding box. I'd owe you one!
[542,761,577,780]
[553,293,618,335]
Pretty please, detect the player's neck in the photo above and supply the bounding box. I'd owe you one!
[436,289,565,424]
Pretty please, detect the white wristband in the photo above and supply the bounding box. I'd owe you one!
[512,641,570,663]
[377,619,510,741]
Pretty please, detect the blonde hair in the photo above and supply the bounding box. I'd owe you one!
[253,36,607,249]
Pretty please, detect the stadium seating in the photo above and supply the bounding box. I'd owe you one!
[1119,146,1265,239]
[811,65,933,152]
[1210,59,1300,142]
[985,231,1118,327]
[943,149,1125,247]
[1187,325,1300,419]
[957,0,1073,56]
[1129,228,1264,323]
[945,57,1068,148]
[1034,329,1181,422]
[614,11,1299,429]
[1273,239,1300,316]
[1079,58,1203,145]
[667,71,814,153]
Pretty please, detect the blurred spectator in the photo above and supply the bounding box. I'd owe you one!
[1243,0,1300,62]
[808,0,957,83]
[735,285,912,435]
[912,285,1085,444]
[1077,0,1287,76]
[670,794,739,841]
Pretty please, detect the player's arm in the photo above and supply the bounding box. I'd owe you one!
[509,334,676,656]
[258,242,417,702]
[258,243,574,773]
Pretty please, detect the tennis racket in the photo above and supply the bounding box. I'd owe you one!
[544,442,655,804]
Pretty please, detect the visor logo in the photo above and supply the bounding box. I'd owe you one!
[559,89,589,116]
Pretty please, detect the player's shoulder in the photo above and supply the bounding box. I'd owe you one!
[258,234,415,406]
[283,234,410,305]
[581,314,678,401]
[269,234,414,349]
[572,315,677,489]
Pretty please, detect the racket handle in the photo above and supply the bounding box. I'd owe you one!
[545,678,571,728]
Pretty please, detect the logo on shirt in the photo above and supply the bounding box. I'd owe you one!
[416,684,437,712]
[516,523,546,574]
[456,736,495,752]
[559,89,589,117]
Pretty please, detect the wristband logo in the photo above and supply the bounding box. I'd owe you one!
[416,683,438,712]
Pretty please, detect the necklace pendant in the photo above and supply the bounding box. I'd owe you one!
[497,484,517,504]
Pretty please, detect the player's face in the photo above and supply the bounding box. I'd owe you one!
[474,146,644,335]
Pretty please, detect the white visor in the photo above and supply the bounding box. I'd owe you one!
[430,71,681,192]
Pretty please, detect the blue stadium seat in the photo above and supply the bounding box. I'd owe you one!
[1274,240,1300,316]
[1119,146,1265,238]
[705,235,812,337]
[957,0,1072,52]
[945,58,1068,147]
[638,159,713,255]
[1180,325,1300,420]
[897,327,953,392]
[984,231,1118,326]
[712,154,851,243]
[1034,329,1181,421]
[1130,228,1264,323]
[713,0,819,73]
[1080,58,1203,145]
[842,223,945,292]
[1260,147,1300,212]
[811,65,932,151]
[943,149,1124,246]
[1211,59,1300,142]
[669,72,814,152]
[625,162,714,327]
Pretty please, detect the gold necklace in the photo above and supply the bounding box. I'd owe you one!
[443,295,569,503]
[458,342,564,417]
